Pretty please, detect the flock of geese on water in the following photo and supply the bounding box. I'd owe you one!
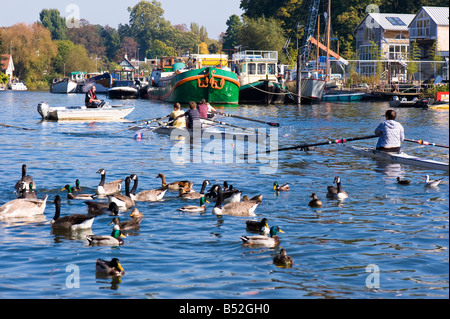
[0,164,445,275]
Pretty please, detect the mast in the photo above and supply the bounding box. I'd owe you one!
[316,15,320,72]
[325,0,331,82]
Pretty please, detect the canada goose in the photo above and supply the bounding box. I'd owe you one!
[109,210,143,231]
[84,201,119,216]
[245,218,269,234]
[14,164,36,190]
[17,182,37,199]
[308,193,322,207]
[61,184,96,200]
[96,168,123,195]
[396,177,411,185]
[211,185,258,216]
[273,248,293,268]
[72,179,82,192]
[242,194,263,203]
[273,181,290,191]
[178,196,209,213]
[129,174,167,202]
[156,173,190,190]
[96,258,125,276]
[50,195,95,231]
[205,184,241,203]
[423,175,443,187]
[0,195,48,219]
[326,176,348,200]
[86,224,125,246]
[179,180,210,199]
[240,226,284,247]
[108,176,134,209]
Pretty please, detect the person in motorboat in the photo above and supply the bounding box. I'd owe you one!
[85,85,102,108]
[197,99,216,119]
[168,103,186,128]
[375,109,404,153]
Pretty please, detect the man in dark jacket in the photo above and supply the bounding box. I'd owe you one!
[85,85,101,108]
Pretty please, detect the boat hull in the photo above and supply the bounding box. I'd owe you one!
[285,78,326,103]
[388,99,429,108]
[107,87,139,99]
[37,102,134,121]
[238,80,293,105]
[50,79,77,93]
[147,67,239,104]
[152,125,264,140]
[343,145,449,171]
[322,92,365,102]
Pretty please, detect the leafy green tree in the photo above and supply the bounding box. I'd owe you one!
[39,8,67,40]
[102,26,122,61]
[66,20,106,57]
[0,71,8,84]
[407,39,420,80]
[222,15,242,51]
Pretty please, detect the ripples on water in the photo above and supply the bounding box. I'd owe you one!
[0,91,448,299]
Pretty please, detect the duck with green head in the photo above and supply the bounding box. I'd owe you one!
[96,258,125,276]
[240,226,284,247]
[179,196,209,213]
[86,224,126,246]
[62,184,96,200]
[273,181,290,191]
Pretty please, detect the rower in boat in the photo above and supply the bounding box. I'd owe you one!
[374,109,404,153]
[198,99,216,119]
[184,101,202,130]
[168,102,186,128]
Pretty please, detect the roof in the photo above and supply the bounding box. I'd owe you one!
[355,13,415,33]
[419,6,449,26]
[0,54,11,70]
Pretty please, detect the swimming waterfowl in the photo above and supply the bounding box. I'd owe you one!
[84,201,119,216]
[109,208,143,231]
[0,195,48,219]
[14,164,36,190]
[179,196,209,213]
[273,181,290,191]
[129,174,167,202]
[96,168,123,195]
[240,226,284,247]
[72,179,82,192]
[205,184,241,203]
[326,176,348,200]
[396,177,411,185]
[108,176,134,209]
[156,173,190,190]
[245,218,269,234]
[423,175,443,187]
[242,194,263,203]
[273,248,293,267]
[50,195,95,231]
[96,258,125,276]
[308,193,323,207]
[17,182,37,199]
[179,180,210,199]
[86,224,125,246]
[61,184,96,200]
[211,185,257,216]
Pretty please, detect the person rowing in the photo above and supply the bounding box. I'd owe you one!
[184,101,202,129]
[168,103,186,128]
[375,109,404,153]
[198,99,216,119]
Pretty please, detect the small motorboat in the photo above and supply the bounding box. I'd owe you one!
[37,101,134,121]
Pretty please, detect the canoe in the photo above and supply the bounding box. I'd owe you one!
[37,102,134,121]
[341,144,449,171]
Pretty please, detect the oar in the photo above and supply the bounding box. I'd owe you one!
[213,111,280,127]
[0,122,37,131]
[404,138,449,149]
[203,118,259,133]
[248,134,378,155]
[111,116,170,134]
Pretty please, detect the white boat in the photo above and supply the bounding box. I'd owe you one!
[342,144,449,171]
[37,102,134,121]
[284,69,326,103]
[9,81,28,91]
[107,69,139,99]
[50,71,85,94]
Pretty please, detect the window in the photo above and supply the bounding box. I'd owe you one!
[395,33,406,39]
[364,28,374,41]
[248,63,256,75]
[257,63,266,75]
[388,44,408,60]
[268,63,276,75]
[386,17,406,26]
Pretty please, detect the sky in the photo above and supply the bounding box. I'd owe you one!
[0,0,244,39]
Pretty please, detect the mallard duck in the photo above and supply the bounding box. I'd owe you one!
[96,258,125,276]
[50,195,95,231]
[86,224,125,246]
[72,179,82,192]
[129,174,167,202]
[308,193,322,207]
[211,185,258,216]
[108,176,134,209]
[14,164,36,190]
[396,177,411,185]
[245,218,269,234]
[96,168,123,195]
[326,176,348,200]
[17,182,37,199]
[240,226,284,247]
[179,180,210,199]
[273,181,290,191]
[0,195,48,219]
[273,248,293,268]
[157,173,190,190]
[109,209,143,231]
[85,201,119,216]
[179,196,209,213]
[423,175,443,187]
[61,184,96,200]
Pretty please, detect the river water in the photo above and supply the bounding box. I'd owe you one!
[0,90,448,299]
